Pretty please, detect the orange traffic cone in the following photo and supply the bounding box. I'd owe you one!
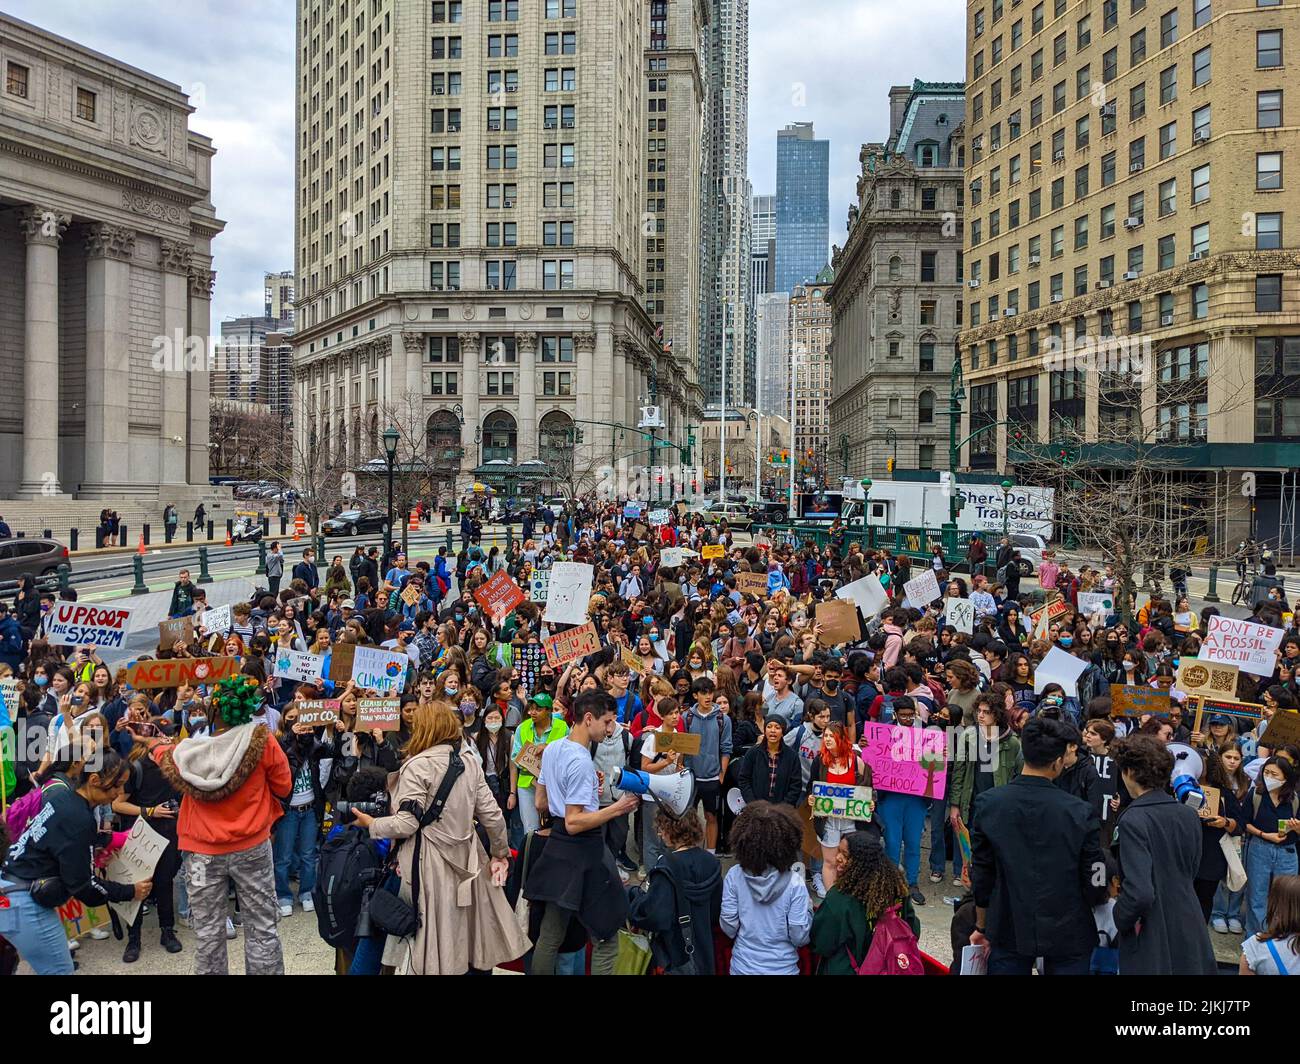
[225,529,233,547]
[137,533,146,556]
[294,513,305,541]
[408,510,419,532]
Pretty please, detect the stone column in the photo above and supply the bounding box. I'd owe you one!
[1036,368,1052,442]
[1207,326,1256,443]
[159,239,193,487]
[995,376,1009,471]
[82,222,136,494]
[516,331,538,461]
[17,206,70,497]
[574,330,596,473]
[187,265,215,487]
[402,332,425,407]
[459,331,481,477]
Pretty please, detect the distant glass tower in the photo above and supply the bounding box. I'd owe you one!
[774,123,829,293]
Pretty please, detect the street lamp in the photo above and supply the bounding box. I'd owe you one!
[1000,477,1015,540]
[382,425,399,563]
[747,410,761,500]
[885,427,898,472]
[860,478,872,538]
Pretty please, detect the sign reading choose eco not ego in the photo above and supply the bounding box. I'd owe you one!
[810,782,874,820]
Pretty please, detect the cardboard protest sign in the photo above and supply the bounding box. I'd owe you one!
[836,574,889,620]
[903,569,941,607]
[529,570,550,602]
[514,742,545,778]
[1077,591,1115,617]
[632,522,648,541]
[295,699,341,727]
[124,657,240,690]
[655,730,702,755]
[859,722,948,799]
[1201,615,1285,677]
[157,617,195,650]
[1190,694,1267,737]
[621,645,647,675]
[356,697,401,732]
[659,547,685,568]
[273,649,326,684]
[56,898,110,941]
[1262,710,1300,750]
[1028,596,1070,629]
[475,570,527,624]
[701,544,725,561]
[810,782,875,820]
[201,604,233,636]
[543,562,594,625]
[105,818,170,926]
[1033,646,1089,697]
[1201,784,1222,819]
[814,599,862,647]
[351,645,410,695]
[1176,658,1240,700]
[543,621,601,668]
[944,597,975,635]
[1109,684,1172,719]
[43,602,136,651]
[327,641,357,682]
[400,583,422,607]
[735,571,768,597]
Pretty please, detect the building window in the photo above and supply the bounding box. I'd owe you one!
[1258,30,1282,68]
[1257,212,1283,250]
[1160,7,1178,47]
[1257,152,1283,190]
[1256,274,1283,312]
[1191,222,1209,256]
[1194,0,1211,26]
[76,87,96,122]
[1159,65,1177,106]
[1158,234,1176,269]
[1159,121,1177,160]
[1191,283,1209,319]
[546,0,577,16]
[920,251,937,282]
[1258,91,1283,128]
[1158,178,1177,217]
[1192,47,1211,88]
[918,391,936,424]
[428,336,461,364]
[5,62,29,99]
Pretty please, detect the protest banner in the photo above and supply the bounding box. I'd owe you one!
[475,569,527,624]
[529,570,550,602]
[544,621,601,668]
[655,730,702,756]
[201,604,232,636]
[157,617,195,651]
[835,574,889,620]
[296,700,341,727]
[327,641,357,682]
[514,743,545,778]
[356,697,401,731]
[1263,710,1300,750]
[1190,694,1267,737]
[273,648,326,684]
[701,544,725,561]
[1176,658,1240,700]
[43,602,136,651]
[105,818,170,926]
[903,569,941,607]
[124,657,240,690]
[944,597,975,635]
[1077,591,1115,618]
[351,645,410,695]
[735,571,768,597]
[543,562,594,625]
[1201,615,1285,677]
[648,509,671,526]
[1033,646,1090,696]
[1109,684,1172,719]
[56,897,110,941]
[400,583,422,607]
[810,782,875,820]
[660,547,685,568]
[815,599,862,647]
[858,722,948,799]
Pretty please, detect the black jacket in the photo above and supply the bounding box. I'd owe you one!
[1055,754,1104,822]
[292,560,320,589]
[628,847,723,974]
[736,743,803,807]
[970,774,1109,959]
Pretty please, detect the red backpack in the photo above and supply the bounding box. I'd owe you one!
[847,905,924,975]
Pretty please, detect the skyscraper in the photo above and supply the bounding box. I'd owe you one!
[750,192,775,303]
[775,121,829,293]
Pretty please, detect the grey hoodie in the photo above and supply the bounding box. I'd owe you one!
[720,863,813,975]
[683,707,732,782]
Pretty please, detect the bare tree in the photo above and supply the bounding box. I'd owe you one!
[209,402,290,481]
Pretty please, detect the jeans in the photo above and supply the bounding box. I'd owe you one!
[1211,881,1246,924]
[1245,840,1299,936]
[877,792,927,887]
[517,786,541,836]
[928,798,962,878]
[273,805,320,903]
[176,859,190,918]
[0,881,74,975]
[987,946,1091,975]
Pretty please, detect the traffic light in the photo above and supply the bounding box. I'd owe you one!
[886,457,896,474]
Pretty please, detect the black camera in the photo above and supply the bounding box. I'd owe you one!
[335,791,389,820]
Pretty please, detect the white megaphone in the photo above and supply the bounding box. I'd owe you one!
[613,766,696,818]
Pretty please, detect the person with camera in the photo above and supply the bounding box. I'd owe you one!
[349,703,527,975]
[1,747,152,974]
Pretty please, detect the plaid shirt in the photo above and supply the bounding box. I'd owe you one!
[767,750,779,798]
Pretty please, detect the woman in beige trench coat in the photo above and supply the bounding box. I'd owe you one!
[353,704,529,975]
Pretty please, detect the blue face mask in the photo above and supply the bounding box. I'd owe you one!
[188,715,207,729]
[1060,636,1073,647]
[649,632,659,642]
[35,675,48,687]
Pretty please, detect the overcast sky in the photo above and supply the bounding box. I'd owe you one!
[5,0,963,323]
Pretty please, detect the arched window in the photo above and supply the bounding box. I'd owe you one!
[917,142,938,167]
[336,418,347,463]
[368,412,379,457]
[918,390,936,424]
[890,188,902,209]
[888,255,902,280]
[351,418,362,457]
[482,411,518,463]
[427,410,461,451]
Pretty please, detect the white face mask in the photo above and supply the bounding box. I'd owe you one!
[1123,661,1136,671]
[1265,775,1284,793]
[486,721,502,734]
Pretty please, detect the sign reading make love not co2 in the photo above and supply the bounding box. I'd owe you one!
[44,603,135,650]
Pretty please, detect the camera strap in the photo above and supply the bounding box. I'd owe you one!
[396,745,466,931]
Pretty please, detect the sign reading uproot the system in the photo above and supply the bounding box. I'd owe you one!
[351,645,410,694]
[859,722,948,799]
[1200,615,1285,677]
[543,562,594,626]
[903,569,941,607]
[124,657,241,690]
[44,603,135,650]
[356,697,401,731]
[474,570,527,624]
[810,782,874,820]
[544,622,601,668]
[273,649,326,684]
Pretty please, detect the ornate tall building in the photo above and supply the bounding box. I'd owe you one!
[789,268,835,487]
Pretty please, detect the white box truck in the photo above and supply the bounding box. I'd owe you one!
[839,478,1055,539]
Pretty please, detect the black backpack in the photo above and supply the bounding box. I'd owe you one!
[312,825,383,949]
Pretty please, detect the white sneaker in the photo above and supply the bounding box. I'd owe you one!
[88,927,110,940]
[811,872,827,899]
[225,917,236,940]
[301,895,314,913]
[68,937,80,953]
[278,901,293,918]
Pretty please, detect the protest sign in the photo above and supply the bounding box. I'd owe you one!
[701,544,725,561]
[815,599,862,646]
[57,898,110,941]
[400,583,422,607]
[1092,753,1118,827]
[544,621,601,668]
[273,649,326,684]
[810,782,875,820]
[124,657,240,689]
[1190,695,1267,737]
[475,570,527,624]
[648,509,671,526]
[859,722,948,799]
[632,522,648,541]
[1201,784,1222,819]
[327,641,357,682]
[623,503,642,520]
[655,731,702,756]
[356,697,401,731]
[157,617,195,650]
[1176,658,1240,700]
[621,645,647,675]
[903,569,941,607]
[105,818,169,926]
[659,547,685,568]
[1077,592,1115,618]
[515,643,546,697]
[1109,684,1172,719]
[543,562,594,625]
[1033,646,1089,696]
[1028,596,1070,629]
[1201,615,1285,677]
[944,597,975,635]
[529,570,550,602]
[514,743,545,779]
[1262,710,1300,750]
[735,571,768,597]
[295,700,341,727]
[201,604,232,636]
[835,574,889,620]
[351,645,410,695]
[43,602,135,651]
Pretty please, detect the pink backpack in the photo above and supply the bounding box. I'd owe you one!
[848,905,925,975]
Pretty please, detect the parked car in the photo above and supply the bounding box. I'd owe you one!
[321,509,390,536]
[695,502,754,531]
[749,500,790,524]
[0,538,71,586]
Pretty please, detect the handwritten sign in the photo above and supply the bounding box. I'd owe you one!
[514,742,545,779]
[944,597,975,635]
[1262,710,1300,750]
[621,645,647,675]
[659,547,685,568]
[356,697,401,732]
[655,730,702,756]
[648,509,671,526]
[1077,592,1115,618]
[701,544,725,561]
[543,562,594,626]
[903,569,941,607]
[632,522,649,541]
[543,622,601,668]
[1028,596,1070,628]
[1201,784,1222,819]
[56,898,110,941]
[104,818,169,926]
[400,583,422,607]
[1201,615,1285,677]
[273,649,326,684]
[124,656,240,690]
[1176,658,1240,700]
[735,571,768,597]
[475,570,527,624]
[327,641,357,682]
[623,503,643,520]
[1109,684,1172,719]
[1093,753,1118,826]
[351,645,410,695]
[201,604,233,636]
[43,602,136,650]
[815,599,862,647]
[529,570,550,602]
[836,574,889,620]
[810,782,874,820]
[295,700,341,727]
[859,723,947,799]
[157,617,195,650]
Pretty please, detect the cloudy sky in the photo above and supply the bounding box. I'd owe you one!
[6,0,963,323]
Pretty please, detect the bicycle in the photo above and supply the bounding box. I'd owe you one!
[1231,564,1257,607]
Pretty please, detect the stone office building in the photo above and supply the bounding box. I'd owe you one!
[0,13,224,505]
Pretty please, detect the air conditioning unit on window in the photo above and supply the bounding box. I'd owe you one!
[544,120,556,129]
[1123,270,1139,280]
[488,121,501,130]
[1189,250,1206,261]
[1003,307,1017,316]
[486,283,499,290]
[968,279,981,288]
[1053,149,1066,161]
[1129,161,1143,173]
[1099,102,1116,116]
[430,284,444,291]
[1161,311,1173,325]
[1028,255,1041,266]
[433,88,445,95]
[1124,215,1143,229]
[506,85,519,93]
[1193,129,1210,144]
[1051,293,1064,303]
[503,198,514,207]
[1096,280,1112,289]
